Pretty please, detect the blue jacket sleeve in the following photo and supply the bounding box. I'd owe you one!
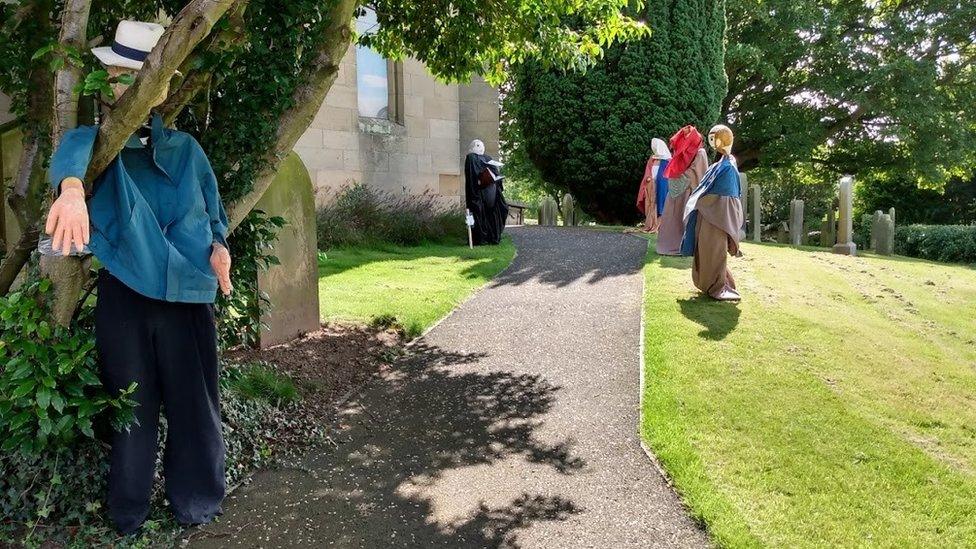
[48,126,98,192]
[194,141,229,250]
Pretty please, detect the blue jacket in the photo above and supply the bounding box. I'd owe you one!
[49,113,228,303]
[680,156,740,257]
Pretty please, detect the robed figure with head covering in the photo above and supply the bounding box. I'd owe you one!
[656,126,709,255]
[464,139,509,245]
[636,138,672,233]
[680,124,745,301]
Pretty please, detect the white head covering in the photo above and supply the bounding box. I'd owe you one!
[468,139,486,155]
[651,138,672,160]
[92,21,166,70]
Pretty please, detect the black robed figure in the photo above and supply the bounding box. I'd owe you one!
[464,139,509,245]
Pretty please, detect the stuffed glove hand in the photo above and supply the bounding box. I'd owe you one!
[45,177,90,256]
[210,243,232,296]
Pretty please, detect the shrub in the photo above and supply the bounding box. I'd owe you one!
[316,183,466,249]
[0,276,136,456]
[1,359,326,546]
[508,0,727,223]
[894,225,976,264]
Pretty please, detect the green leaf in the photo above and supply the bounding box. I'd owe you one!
[51,393,66,413]
[11,379,36,400]
[36,387,52,409]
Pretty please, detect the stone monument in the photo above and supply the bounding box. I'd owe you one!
[539,196,559,226]
[832,175,857,256]
[561,193,578,226]
[875,214,895,255]
[255,152,320,348]
[789,199,805,246]
[820,209,836,248]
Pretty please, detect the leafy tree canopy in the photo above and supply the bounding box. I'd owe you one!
[508,0,728,222]
[725,0,976,184]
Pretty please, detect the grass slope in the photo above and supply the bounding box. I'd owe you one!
[641,237,976,548]
[318,239,516,339]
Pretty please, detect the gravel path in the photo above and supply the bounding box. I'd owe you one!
[189,227,708,548]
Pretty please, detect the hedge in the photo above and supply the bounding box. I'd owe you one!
[894,225,976,264]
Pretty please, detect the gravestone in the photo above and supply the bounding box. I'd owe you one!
[539,196,559,226]
[752,184,762,242]
[832,175,856,255]
[789,199,805,246]
[739,172,749,235]
[561,193,578,226]
[875,214,894,255]
[255,152,320,348]
[777,222,789,244]
[870,210,884,251]
[820,209,836,247]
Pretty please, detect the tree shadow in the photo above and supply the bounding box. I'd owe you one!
[678,296,741,341]
[188,342,585,548]
[488,226,648,289]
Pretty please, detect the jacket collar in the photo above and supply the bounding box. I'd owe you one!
[123,111,172,149]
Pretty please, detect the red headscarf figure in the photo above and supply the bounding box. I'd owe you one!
[663,125,704,179]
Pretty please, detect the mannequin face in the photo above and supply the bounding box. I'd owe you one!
[707,124,734,156]
[106,65,169,108]
[469,139,486,155]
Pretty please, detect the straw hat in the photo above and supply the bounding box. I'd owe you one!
[92,20,165,70]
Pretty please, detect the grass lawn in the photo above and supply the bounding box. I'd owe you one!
[640,236,976,548]
[317,238,516,339]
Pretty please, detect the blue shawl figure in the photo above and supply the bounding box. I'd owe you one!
[680,125,744,301]
[655,158,670,216]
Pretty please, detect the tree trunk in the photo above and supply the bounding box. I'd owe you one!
[226,0,357,230]
[43,0,93,326]
[0,0,54,295]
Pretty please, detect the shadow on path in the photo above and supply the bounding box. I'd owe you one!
[489,227,645,289]
[189,342,585,548]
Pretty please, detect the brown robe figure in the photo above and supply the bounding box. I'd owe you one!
[656,148,708,255]
[682,124,744,301]
[636,138,672,233]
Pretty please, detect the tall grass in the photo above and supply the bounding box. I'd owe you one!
[317,184,466,249]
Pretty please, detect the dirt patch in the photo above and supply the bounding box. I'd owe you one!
[227,323,403,418]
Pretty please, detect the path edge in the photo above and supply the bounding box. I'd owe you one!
[635,236,713,543]
[405,232,520,348]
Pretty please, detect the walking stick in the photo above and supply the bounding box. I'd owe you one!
[465,209,475,249]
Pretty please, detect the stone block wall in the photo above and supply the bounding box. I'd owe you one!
[293,46,499,212]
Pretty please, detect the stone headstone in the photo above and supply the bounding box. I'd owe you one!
[820,209,836,247]
[886,209,896,253]
[752,184,762,243]
[875,214,894,255]
[560,193,577,226]
[539,196,559,226]
[255,152,320,348]
[789,199,805,246]
[832,176,856,255]
[889,207,896,228]
[777,222,789,244]
[870,210,884,250]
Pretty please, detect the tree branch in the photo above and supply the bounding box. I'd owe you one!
[0,0,54,295]
[158,0,249,126]
[83,0,237,190]
[225,0,357,230]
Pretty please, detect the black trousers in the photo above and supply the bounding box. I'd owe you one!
[95,271,225,534]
